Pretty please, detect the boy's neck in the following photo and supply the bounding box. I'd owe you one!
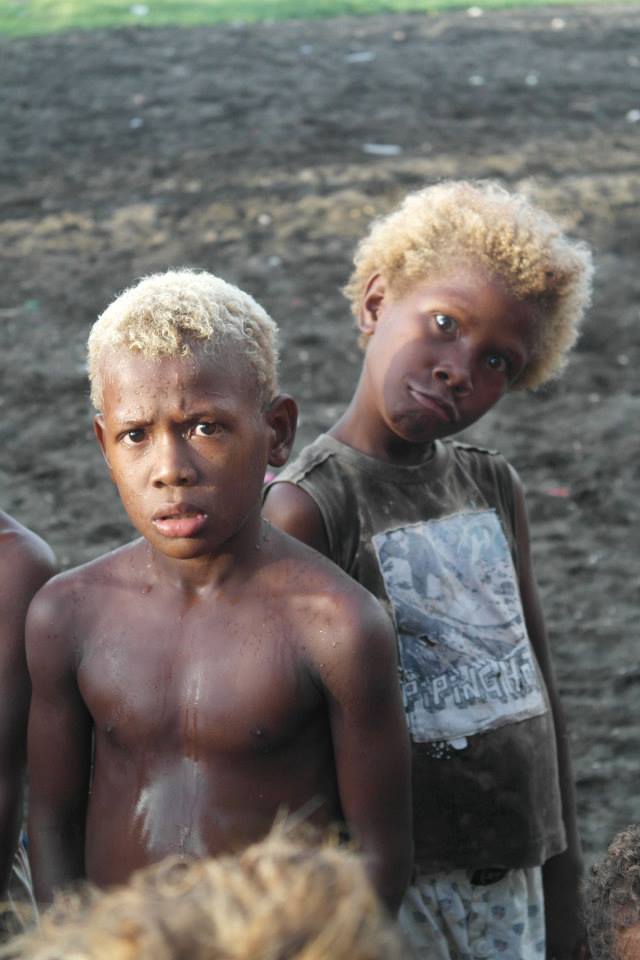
[143,513,270,598]
[329,401,436,468]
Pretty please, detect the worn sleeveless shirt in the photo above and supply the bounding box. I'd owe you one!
[271,434,566,870]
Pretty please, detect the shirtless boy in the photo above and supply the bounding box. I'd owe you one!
[26,270,412,911]
[265,181,593,959]
[12,826,408,960]
[0,512,55,906]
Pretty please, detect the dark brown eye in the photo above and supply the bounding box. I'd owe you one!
[434,313,458,334]
[486,354,509,374]
[193,422,221,438]
[124,428,146,445]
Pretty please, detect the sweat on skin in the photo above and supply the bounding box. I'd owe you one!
[25,270,413,913]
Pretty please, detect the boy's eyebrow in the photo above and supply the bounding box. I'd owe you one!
[416,285,476,312]
[113,405,232,426]
[180,408,229,419]
[115,417,153,427]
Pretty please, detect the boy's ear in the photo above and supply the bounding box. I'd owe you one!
[93,415,113,475]
[265,394,297,468]
[358,274,387,338]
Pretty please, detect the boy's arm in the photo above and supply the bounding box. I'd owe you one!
[0,535,55,894]
[263,482,331,557]
[316,593,413,915]
[509,466,585,960]
[26,582,93,903]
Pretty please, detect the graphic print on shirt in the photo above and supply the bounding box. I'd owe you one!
[373,509,546,742]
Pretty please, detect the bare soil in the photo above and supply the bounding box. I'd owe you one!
[1,4,638,862]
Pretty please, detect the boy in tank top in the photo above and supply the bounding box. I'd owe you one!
[265,180,593,959]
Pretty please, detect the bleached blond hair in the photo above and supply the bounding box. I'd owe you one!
[583,825,640,960]
[3,827,408,960]
[88,270,279,410]
[343,180,593,390]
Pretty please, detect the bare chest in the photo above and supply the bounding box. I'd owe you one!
[78,612,319,756]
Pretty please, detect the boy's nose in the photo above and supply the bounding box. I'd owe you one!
[433,362,473,396]
[151,438,198,488]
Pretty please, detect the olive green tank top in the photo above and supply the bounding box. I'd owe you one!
[271,433,566,870]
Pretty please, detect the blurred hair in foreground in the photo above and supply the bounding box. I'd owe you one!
[2,824,409,960]
[583,824,640,960]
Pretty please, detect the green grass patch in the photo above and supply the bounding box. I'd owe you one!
[0,0,632,37]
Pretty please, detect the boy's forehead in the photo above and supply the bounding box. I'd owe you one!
[100,346,257,414]
[404,264,535,322]
[403,261,505,300]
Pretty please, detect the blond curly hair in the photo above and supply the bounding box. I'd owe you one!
[343,180,593,390]
[4,826,408,960]
[88,269,279,410]
[583,825,640,960]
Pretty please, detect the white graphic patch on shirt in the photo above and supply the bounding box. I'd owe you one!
[373,510,546,742]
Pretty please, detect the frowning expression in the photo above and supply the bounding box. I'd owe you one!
[94,347,293,560]
[359,264,537,448]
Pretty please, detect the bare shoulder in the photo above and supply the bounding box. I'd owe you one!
[26,540,145,655]
[263,482,329,555]
[0,512,57,660]
[265,524,395,661]
[0,511,56,599]
[265,522,380,607]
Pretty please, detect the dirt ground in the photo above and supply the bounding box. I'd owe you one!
[0,4,638,864]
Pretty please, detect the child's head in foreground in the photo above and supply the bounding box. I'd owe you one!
[344,179,593,398]
[87,270,295,558]
[583,825,640,960]
[5,827,407,960]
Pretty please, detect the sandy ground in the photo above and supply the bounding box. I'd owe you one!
[0,4,638,863]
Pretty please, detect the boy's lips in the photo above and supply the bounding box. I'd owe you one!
[408,385,458,423]
[151,503,208,539]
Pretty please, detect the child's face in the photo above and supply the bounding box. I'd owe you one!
[358,263,537,446]
[94,347,291,560]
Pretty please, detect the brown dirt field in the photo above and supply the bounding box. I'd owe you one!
[1,4,638,863]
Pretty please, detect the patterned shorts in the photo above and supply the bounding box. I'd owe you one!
[399,865,545,960]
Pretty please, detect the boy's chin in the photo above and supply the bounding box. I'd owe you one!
[392,418,460,446]
[139,527,216,560]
